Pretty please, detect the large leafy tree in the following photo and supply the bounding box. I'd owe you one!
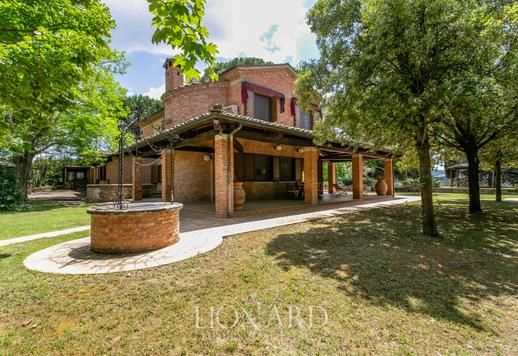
[0,0,127,198]
[200,57,274,82]
[435,3,517,213]
[125,95,163,119]
[148,0,218,81]
[297,0,508,236]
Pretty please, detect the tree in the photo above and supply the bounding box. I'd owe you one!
[125,95,163,119]
[148,0,218,81]
[296,0,513,236]
[481,136,518,202]
[435,3,518,213]
[0,0,127,198]
[437,76,517,212]
[200,57,274,82]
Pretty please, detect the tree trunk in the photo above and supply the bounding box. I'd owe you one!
[13,152,35,201]
[465,148,482,213]
[495,158,502,203]
[415,127,438,237]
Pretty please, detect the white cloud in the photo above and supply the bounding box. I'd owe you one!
[203,0,318,64]
[103,0,318,64]
[144,84,165,100]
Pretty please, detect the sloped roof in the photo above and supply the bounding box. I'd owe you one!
[126,109,392,158]
[134,110,313,147]
[219,63,297,79]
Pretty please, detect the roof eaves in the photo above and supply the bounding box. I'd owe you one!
[219,63,297,79]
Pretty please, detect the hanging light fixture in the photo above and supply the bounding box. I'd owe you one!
[203,154,212,161]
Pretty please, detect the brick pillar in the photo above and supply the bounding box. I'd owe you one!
[161,149,174,202]
[318,160,324,195]
[304,147,319,205]
[132,157,143,201]
[352,153,363,199]
[384,158,394,196]
[328,161,336,194]
[214,134,234,217]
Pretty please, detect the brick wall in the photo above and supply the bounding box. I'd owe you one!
[141,116,163,137]
[172,150,212,203]
[225,67,297,127]
[214,134,233,217]
[303,147,319,205]
[238,138,305,159]
[162,82,229,127]
[140,110,165,137]
[106,156,132,184]
[90,207,180,253]
[157,65,318,136]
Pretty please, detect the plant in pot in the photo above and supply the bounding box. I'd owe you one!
[233,181,246,209]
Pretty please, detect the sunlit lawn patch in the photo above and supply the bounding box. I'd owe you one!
[0,201,93,240]
[0,196,516,354]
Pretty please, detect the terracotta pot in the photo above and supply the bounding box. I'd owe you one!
[375,176,388,196]
[233,182,246,209]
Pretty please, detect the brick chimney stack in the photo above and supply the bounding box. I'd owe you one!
[163,58,184,92]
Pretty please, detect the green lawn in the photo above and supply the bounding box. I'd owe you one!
[0,201,93,240]
[0,196,516,354]
[398,191,518,201]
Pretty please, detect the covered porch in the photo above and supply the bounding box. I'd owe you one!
[129,107,395,218]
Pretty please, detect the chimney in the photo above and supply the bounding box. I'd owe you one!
[163,58,184,91]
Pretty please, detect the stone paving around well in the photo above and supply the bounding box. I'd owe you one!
[22,196,420,275]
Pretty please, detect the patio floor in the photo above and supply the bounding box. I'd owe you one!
[182,193,384,217]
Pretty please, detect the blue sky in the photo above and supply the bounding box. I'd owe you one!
[102,0,319,99]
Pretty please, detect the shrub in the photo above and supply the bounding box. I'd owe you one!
[0,166,28,211]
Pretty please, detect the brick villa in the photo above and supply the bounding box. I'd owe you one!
[84,60,394,217]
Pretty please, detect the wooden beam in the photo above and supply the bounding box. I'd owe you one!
[233,138,244,153]
[175,146,214,153]
[235,130,311,147]
[320,145,388,159]
[174,130,218,148]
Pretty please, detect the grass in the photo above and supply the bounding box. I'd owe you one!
[0,196,517,354]
[0,201,93,240]
[398,191,518,200]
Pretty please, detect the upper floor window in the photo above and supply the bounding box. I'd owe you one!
[298,110,313,130]
[254,94,271,122]
[290,97,321,130]
[242,81,285,122]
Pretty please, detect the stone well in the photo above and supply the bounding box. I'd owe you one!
[87,202,183,254]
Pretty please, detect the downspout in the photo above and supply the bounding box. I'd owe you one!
[227,124,242,217]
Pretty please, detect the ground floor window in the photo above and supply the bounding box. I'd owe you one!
[279,157,295,181]
[235,154,299,182]
[99,166,106,182]
[235,153,273,181]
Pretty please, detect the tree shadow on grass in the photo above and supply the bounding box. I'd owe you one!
[265,202,518,331]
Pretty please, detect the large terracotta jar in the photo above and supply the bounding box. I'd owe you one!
[234,182,246,209]
[375,175,388,196]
